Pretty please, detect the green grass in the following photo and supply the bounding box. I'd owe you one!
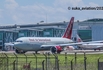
[0,53,103,70]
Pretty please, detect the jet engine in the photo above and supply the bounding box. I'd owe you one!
[50,46,62,53]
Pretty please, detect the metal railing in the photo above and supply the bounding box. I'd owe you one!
[0,52,102,70]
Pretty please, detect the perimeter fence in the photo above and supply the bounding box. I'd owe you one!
[0,52,103,70]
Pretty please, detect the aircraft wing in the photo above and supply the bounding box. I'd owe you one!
[59,41,103,46]
[40,42,86,48]
[41,41,103,48]
[96,45,103,48]
[41,44,63,48]
[89,40,103,43]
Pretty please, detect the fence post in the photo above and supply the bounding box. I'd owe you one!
[98,58,99,70]
[53,54,57,69]
[1,53,6,70]
[98,57,101,70]
[42,60,45,70]
[4,53,8,70]
[13,60,16,70]
[74,52,77,65]
[71,59,73,70]
[24,54,27,64]
[47,52,50,68]
[84,52,87,70]
[14,53,18,70]
[57,60,59,70]
[43,53,47,70]
[33,53,37,70]
[65,52,67,66]
[53,54,59,70]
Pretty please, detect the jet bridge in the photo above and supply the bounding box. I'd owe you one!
[0,30,18,51]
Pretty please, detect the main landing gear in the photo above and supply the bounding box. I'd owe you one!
[15,49,26,54]
[35,51,38,54]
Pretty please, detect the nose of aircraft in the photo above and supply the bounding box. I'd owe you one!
[14,42,22,49]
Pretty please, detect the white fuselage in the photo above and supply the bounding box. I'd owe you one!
[78,43,103,49]
[14,37,73,51]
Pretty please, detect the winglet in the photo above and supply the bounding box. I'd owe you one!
[62,17,74,39]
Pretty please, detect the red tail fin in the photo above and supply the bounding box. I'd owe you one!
[77,34,82,42]
[62,17,74,39]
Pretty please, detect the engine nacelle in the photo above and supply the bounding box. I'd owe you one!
[50,46,62,53]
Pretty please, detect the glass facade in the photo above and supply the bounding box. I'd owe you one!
[19,30,28,37]
[43,28,53,37]
[0,32,3,49]
[18,29,42,37]
[53,28,65,37]
[77,30,92,42]
[0,31,18,50]
[38,31,43,37]
[43,28,65,37]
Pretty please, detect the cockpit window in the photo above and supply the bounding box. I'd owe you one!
[15,40,23,42]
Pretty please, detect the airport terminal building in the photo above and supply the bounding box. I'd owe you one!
[0,18,103,50]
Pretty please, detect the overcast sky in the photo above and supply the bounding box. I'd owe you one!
[0,0,103,25]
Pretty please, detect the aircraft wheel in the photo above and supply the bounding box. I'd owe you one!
[35,51,38,54]
[98,48,100,51]
[94,49,96,51]
[15,49,26,54]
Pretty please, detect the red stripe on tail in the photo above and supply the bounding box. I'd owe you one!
[62,17,74,39]
[77,34,82,42]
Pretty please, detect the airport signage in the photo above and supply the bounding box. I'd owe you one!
[79,26,91,30]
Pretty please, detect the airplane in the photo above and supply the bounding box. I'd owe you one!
[13,17,103,54]
[76,34,103,51]
[13,17,75,54]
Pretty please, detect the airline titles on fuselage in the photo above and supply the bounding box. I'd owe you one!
[29,39,51,42]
